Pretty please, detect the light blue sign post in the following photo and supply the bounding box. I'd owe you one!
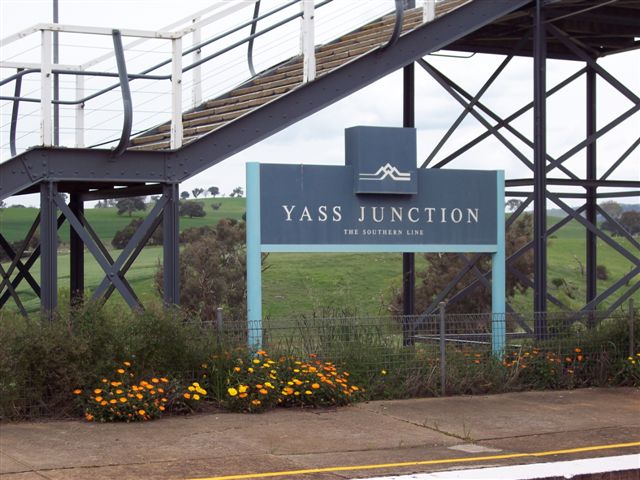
[246,126,505,355]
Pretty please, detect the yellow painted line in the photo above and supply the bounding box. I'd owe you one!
[187,441,640,480]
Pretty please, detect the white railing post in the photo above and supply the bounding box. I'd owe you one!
[191,17,202,109]
[300,0,315,83]
[75,73,85,147]
[40,29,52,146]
[170,37,183,150]
[422,0,436,23]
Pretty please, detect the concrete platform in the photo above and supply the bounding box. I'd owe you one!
[0,388,638,480]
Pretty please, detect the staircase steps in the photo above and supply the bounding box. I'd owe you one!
[130,2,472,151]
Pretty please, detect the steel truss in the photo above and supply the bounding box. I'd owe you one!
[409,1,639,335]
[0,183,180,316]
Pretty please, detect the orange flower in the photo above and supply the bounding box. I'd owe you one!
[117,368,125,374]
[259,388,268,395]
[311,383,320,389]
[119,397,127,403]
[123,361,131,367]
[159,406,165,411]
[73,389,82,395]
[151,378,159,384]
[160,377,169,383]
[183,393,191,399]
[138,409,146,416]
[95,396,103,402]
[93,388,102,395]
[109,399,117,404]
[575,347,582,353]
[85,413,94,421]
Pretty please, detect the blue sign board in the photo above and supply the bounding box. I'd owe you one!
[260,165,497,247]
[246,126,505,355]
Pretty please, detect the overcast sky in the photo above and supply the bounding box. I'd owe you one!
[1,0,638,206]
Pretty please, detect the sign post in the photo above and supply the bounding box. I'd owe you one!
[246,126,506,355]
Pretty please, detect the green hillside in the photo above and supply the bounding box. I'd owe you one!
[1,199,638,316]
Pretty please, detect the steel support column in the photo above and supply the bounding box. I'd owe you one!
[69,193,84,304]
[402,59,415,319]
[163,183,180,305]
[402,1,416,339]
[585,66,597,316]
[40,182,58,315]
[533,0,547,335]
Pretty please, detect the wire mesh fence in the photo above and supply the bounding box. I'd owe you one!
[1,306,637,420]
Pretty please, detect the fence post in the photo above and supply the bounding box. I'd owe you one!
[191,17,202,109]
[216,307,223,329]
[40,29,53,146]
[300,0,315,83]
[75,74,85,147]
[422,0,435,23]
[170,37,183,149]
[630,299,635,358]
[439,301,446,396]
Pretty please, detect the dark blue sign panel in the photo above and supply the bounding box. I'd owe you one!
[346,126,417,195]
[259,164,497,246]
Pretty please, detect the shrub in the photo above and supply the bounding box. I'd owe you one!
[179,201,206,218]
[112,218,162,249]
[73,362,207,422]
[596,265,609,280]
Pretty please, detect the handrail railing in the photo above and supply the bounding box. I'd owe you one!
[1,0,438,160]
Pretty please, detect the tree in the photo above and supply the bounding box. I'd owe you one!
[116,197,146,217]
[156,219,267,325]
[180,191,190,200]
[388,213,534,316]
[192,187,204,198]
[600,201,623,220]
[505,199,522,212]
[619,211,640,235]
[208,186,220,198]
[179,201,206,218]
[230,186,244,198]
[112,218,162,249]
[211,202,222,211]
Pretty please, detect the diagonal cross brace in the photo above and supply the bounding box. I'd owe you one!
[0,261,27,317]
[0,214,40,298]
[53,194,144,310]
[0,214,65,310]
[92,196,167,302]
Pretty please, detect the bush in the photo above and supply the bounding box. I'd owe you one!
[596,265,608,280]
[179,201,206,218]
[112,218,162,249]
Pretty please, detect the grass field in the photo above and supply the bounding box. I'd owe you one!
[1,198,638,316]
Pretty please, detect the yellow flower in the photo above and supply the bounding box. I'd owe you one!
[238,385,248,393]
[265,382,274,389]
[110,381,121,387]
[228,387,238,397]
[193,394,201,401]
[305,390,312,395]
[196,387,207,395]
[152,378,159,384]
[138,409,146,416]
[119,397,127,403]
[381,370,387,375]
[73,389,82,395]
[311,383,320,389]
[115,389,123,395]
[234,367,241,372]
[248,368,254,373]
[252,359,260,364]
[109,399,117,404]
[136,393,143,400]
[188,386,195,392]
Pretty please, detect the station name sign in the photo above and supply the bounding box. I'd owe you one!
[257,126,498,247]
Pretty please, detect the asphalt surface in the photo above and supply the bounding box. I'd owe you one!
[1,388,639,480]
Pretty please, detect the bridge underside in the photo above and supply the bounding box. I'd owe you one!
[1,0,638,328]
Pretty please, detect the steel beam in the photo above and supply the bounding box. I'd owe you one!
[402,59,415,332]
[40,182,58,315]
[533,0,547,332]
[163,183,180,305]
[585,66,597,313]
[69,193,84,304]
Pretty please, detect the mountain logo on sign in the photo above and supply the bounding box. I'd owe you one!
[358,163,412,182]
